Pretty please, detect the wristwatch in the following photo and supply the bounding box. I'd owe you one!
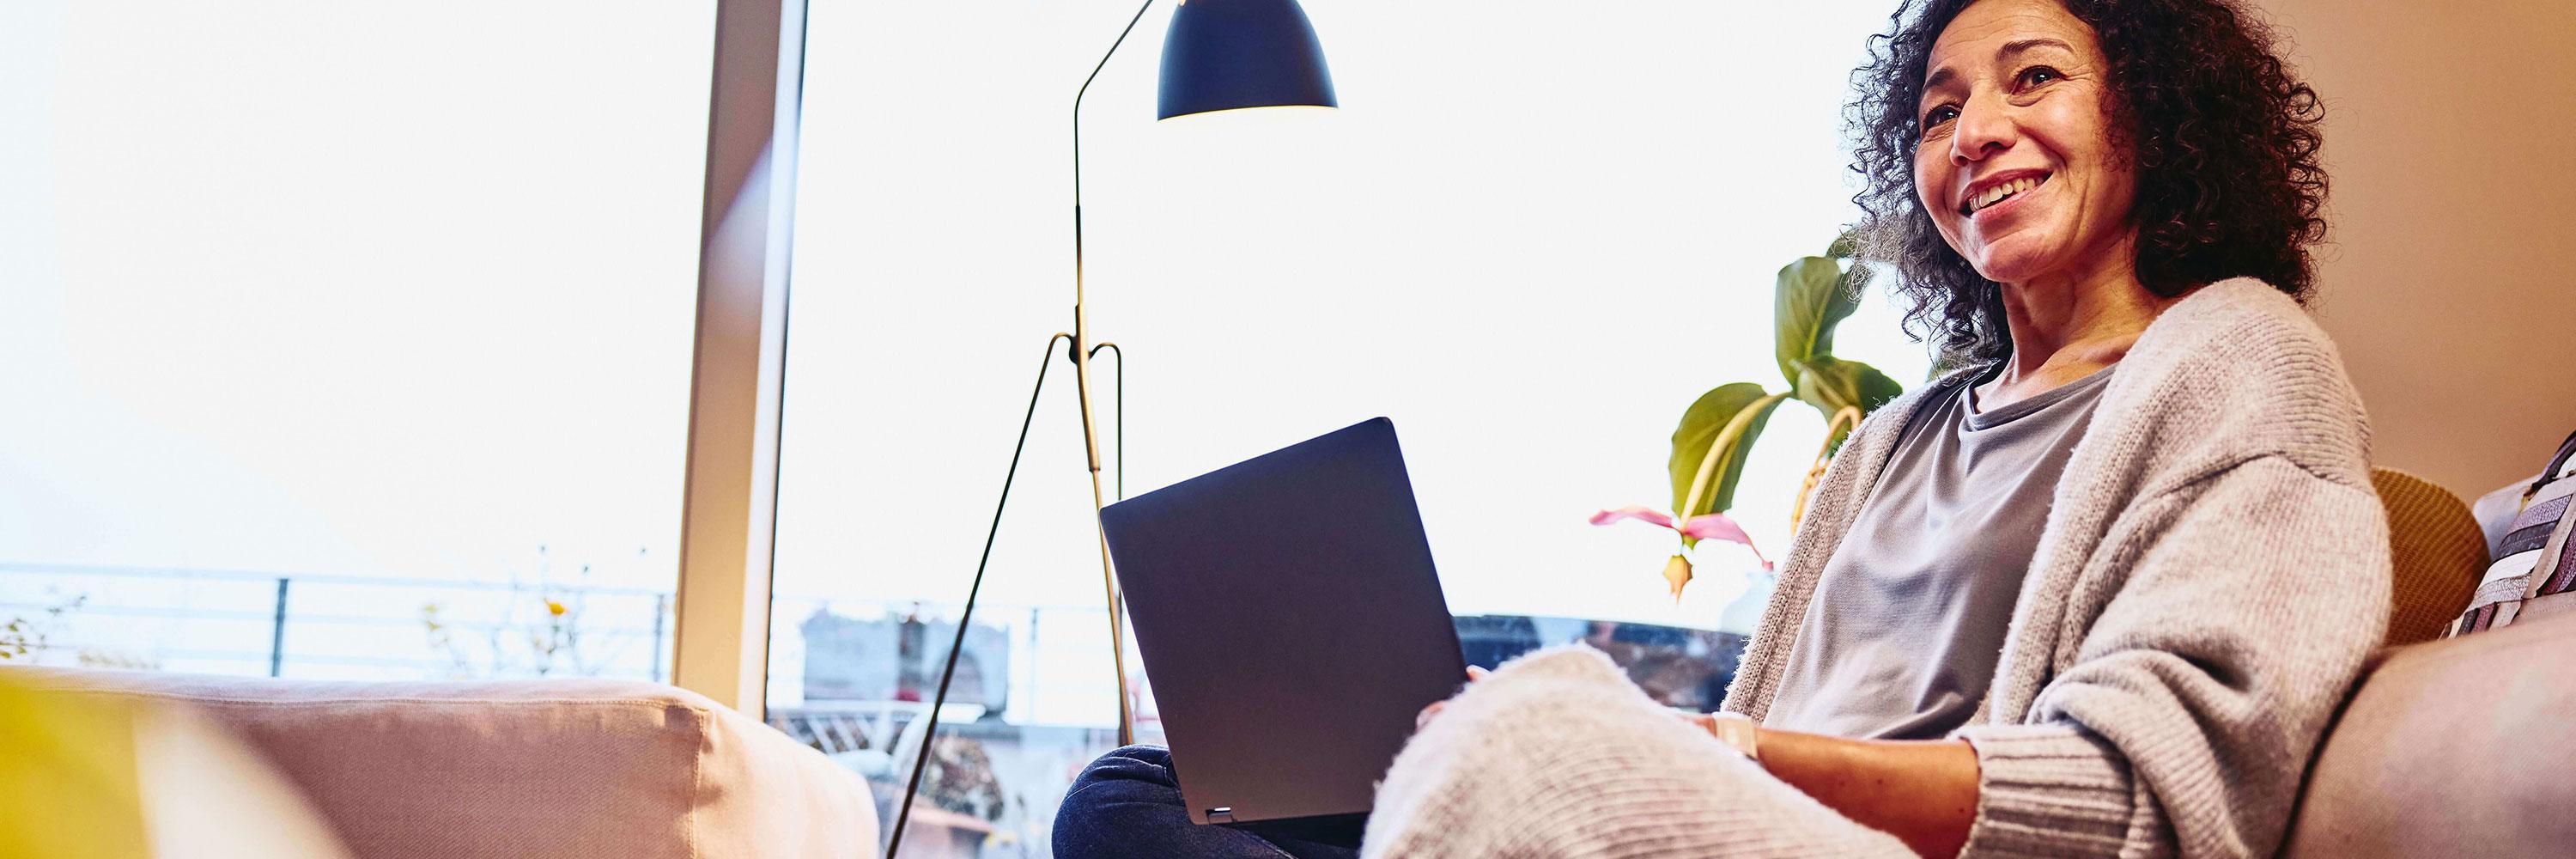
[1704,711,1763,764]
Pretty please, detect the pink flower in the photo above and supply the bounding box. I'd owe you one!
[1589,506,1768,564]
[1590,505,1772,600]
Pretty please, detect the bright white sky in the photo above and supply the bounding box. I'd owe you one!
[3,1,1927,706]
[773,0,1927,619]
[0,2,710,587]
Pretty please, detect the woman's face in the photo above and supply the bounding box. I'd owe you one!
[1913,0,2135,286]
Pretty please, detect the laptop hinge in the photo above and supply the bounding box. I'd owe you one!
[1206,807,1236,824]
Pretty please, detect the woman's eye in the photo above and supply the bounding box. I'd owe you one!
[2016,66,2062,89]
[1920,105,1959,137]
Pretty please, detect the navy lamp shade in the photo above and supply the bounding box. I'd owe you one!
[1156,0,1338,120]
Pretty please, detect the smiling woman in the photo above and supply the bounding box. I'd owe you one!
[1348,1,2390,856]
[1854,0,2329,369]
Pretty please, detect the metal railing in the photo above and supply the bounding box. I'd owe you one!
[0,562,677,681]
[0,562,1127,714]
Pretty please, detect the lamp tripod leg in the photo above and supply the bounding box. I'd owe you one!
[888,332,1074,859]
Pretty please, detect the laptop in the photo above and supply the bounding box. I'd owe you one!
[1100,417,1468,830]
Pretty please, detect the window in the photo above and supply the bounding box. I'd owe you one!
[0,3,715,681]
[769,1,1930,853]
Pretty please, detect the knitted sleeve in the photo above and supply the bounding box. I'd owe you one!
[1955,455,2391,858]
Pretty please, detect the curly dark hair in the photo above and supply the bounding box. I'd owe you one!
[1848,0,2328,366]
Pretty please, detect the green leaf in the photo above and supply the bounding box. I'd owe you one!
[1773,256,1859,388]
[1792,356,1904,452]
[1669,384,1791,539]
[1792,356,1904,414]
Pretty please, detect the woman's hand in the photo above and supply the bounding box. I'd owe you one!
[1413,665,1490,728]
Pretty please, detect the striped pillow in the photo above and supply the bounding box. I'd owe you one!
[2453,430,2576,636]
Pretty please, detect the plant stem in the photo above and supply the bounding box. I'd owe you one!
[1789,406,1864,536]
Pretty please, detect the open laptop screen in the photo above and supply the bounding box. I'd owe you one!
[1101,417,1468,825]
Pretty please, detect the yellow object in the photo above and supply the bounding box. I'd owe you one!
[0,673,150,859]
[2371,467,2488,646]
[1662,554,1694,602]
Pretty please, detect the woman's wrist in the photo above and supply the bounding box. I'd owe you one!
[1755,729,1981,859]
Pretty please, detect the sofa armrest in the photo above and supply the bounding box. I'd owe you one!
[2281,612,2576,858]
[7,667,876,859]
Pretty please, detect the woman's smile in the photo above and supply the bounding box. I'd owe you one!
[1958,169,2053,220]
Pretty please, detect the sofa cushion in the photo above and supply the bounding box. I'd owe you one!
[6,667,875,859]
[2281,611,2576,858]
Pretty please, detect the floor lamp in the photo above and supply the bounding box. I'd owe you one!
[887,1,1336,853]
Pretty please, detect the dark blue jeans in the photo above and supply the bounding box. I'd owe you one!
[1054,745,1364,859]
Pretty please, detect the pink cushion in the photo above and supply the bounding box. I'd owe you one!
[7,667,875,859]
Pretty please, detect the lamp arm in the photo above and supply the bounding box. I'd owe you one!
[1072,0,1157,310]
[1066,0,1157,753]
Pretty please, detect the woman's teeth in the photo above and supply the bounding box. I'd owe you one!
[1968,174,2047,214]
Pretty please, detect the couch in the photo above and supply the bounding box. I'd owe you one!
[2281,609,2576,857]
[2267,468,2576,856]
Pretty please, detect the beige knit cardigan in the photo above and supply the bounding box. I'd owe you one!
[1721,277,2392,857]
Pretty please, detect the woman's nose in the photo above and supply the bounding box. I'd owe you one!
[1948,94,2014,164]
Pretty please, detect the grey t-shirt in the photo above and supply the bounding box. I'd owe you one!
[1763,364,2113,740]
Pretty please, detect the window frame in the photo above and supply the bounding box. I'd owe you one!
[670,0,808,718]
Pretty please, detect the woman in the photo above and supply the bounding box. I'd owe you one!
[1057,0,2385,856]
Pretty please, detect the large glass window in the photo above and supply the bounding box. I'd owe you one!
[0,3,715,681]
[769,0,1932,853]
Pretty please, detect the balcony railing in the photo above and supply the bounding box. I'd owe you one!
[0,563,1129,714]
[0,562,677,681]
